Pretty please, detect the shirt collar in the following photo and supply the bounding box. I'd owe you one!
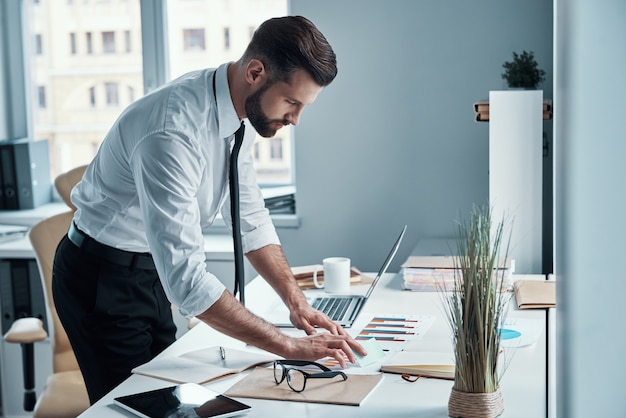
[214,62,242,139]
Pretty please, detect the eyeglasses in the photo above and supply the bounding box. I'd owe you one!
[273,360,348,393]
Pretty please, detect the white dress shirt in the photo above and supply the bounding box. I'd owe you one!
[71,63,280,317]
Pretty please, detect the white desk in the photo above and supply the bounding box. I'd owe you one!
[79,273,548,418]
[0,204,248,418]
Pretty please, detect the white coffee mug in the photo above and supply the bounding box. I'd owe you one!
[312,257,351,294]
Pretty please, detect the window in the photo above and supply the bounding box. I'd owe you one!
[168,1,291,185]
[34,34,43,55]
[19,0,290,185]
[223,27,230,51]
[70,33,77,55]
[102,31,115,54]
[124,30,131,53]
[253,142,260,161]
[270,137,283,160]
[89,86,96,107]
[37,86,46,108]
[86,32,93,54]
[183,29,205,51]
[105,82,119,107]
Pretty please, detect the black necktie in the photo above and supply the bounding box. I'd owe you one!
[229,121,246,305]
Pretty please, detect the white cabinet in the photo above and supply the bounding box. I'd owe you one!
[489,90,544,274]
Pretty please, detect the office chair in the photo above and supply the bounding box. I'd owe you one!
[3,165,89,417]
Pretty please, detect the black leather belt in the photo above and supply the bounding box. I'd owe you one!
[68,222,156,270]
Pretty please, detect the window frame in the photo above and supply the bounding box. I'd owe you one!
[1,0,298,227]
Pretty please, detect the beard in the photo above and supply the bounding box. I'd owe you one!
[245,82,290,138]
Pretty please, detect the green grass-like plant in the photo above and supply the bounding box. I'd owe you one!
[442,205,512,394]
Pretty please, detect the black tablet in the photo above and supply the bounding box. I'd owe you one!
[113,383,251,418]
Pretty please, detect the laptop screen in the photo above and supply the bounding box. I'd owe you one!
[363,225,407,299]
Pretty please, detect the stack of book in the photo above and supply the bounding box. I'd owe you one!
[261,185,295,215]
[401,256,514,291]
[473,99,553,122]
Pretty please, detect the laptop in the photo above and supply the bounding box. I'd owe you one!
[266,225,407,328]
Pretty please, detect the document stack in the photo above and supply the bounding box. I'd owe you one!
[401,256,514,291]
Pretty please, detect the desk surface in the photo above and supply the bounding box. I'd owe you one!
[0,229,236,261]
[79,273,547,418]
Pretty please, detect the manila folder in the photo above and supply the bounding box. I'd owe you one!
[513,280,556,309]
[225,367,382,406]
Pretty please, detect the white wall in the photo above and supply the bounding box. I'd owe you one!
[280,0,553,273]
[554,0,626,416]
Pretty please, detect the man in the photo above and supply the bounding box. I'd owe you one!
[52,15,366,404]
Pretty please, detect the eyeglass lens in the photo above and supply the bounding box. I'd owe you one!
[286,368,307,392]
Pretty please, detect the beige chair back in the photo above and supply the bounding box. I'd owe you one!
[54,165,87,211]
[29,164,87,372]
[29,212,79,373]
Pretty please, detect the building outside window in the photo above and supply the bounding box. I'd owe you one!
[86,32,93,54]
[89,86,96,108]
[105,82,119,107]
[26,0,290,185]
[102,31,116,54]
[37,86,46,108]
[183,28,206,51]
[270,137,283,160]
[124,30,131,53]
[70,33,77,55]
[34,33,43,55]
[223,27,230,50]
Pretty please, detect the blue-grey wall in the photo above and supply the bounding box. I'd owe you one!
[555,0,626,416]
[279,0,553,272]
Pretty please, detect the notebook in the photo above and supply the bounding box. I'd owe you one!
[267,225,407,328]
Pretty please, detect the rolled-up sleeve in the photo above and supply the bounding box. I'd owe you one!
[131,132,227,318]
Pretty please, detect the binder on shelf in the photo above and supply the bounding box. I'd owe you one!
[0,144,18,210]
[0,138,51,210]
[0,259,49,334]
[0,157,5,209]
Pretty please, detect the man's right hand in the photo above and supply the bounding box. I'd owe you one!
[286,331,366,368]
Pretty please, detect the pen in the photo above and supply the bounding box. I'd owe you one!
[219,346,226,360]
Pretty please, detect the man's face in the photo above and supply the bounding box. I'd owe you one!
[245,69,322,138]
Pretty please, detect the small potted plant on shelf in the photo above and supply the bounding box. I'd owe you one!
[501,50,545,89]
[442,205,513,418]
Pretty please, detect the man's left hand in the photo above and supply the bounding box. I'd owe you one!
[289,302,345,336]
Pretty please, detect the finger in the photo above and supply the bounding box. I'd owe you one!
[332,339,356,365]
[302,323,317,335]
[347,336,367,356]
[331,349,348,368]
[317,315,342,335]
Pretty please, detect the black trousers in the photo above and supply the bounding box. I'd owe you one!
[52,235,177,404]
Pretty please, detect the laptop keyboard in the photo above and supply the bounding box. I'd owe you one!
[313,297,351,321]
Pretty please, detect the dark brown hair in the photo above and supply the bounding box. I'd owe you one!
[242,16,337,86]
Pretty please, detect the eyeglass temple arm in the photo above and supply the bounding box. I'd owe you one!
[305,371,348,380]
[276,359,332,371]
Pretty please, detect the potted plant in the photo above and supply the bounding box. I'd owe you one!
[442,205,512,418]
[501,50,545,89]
